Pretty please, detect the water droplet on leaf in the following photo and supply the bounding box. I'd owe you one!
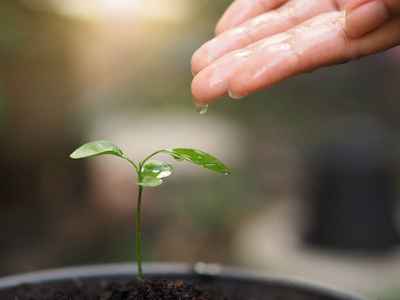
[156,169,172,178]
[173,155,184,162]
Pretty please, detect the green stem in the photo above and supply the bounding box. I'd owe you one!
[141,150,163,166]
[136,184,144,282]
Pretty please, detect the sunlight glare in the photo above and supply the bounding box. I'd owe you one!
[50,0,192,21]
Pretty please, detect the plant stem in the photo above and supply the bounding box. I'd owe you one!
[136,185,144,282]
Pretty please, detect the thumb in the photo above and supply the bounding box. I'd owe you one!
[345,0,400,38]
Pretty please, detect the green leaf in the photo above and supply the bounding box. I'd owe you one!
[70,141,128,160]
[137,160,173,187]
[159,148,230,174]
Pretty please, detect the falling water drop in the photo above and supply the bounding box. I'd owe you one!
[195,102,209,115]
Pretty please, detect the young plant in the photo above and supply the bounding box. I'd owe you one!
[70,141,230,282]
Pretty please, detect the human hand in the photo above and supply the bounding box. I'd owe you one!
[191,0,400,105]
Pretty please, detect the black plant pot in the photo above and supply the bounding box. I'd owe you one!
[0,263,366,299]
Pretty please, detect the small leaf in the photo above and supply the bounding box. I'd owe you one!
[159,148,230,174]
[70,141,127,160]
[137,160,173,187]
[136,177,163,187]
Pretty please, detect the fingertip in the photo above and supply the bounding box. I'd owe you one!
[191,75,206,104]
[228,65,255,99]
[192,37,230,75]
[227,85,246,99]
[345,0,390,37]
[191,73,217,105]
[191,45,209,75]
[191,48,201,76]
[215,18,227,37]
[191,64,233,105]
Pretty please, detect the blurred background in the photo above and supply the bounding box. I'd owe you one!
[0,0,399,299]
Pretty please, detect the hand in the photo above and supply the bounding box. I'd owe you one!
[191,0,400,104]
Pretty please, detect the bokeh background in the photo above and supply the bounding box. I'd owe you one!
[0,1,399,299]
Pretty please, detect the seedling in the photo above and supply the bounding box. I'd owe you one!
[70,141,230,282]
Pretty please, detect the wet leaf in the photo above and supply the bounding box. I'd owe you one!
[70,141,127,160]
[137,160,173,187]
[159,148,230,174]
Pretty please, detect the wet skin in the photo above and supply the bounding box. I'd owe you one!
[191,0,400,105]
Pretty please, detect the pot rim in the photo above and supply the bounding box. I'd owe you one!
[0,262,367,300]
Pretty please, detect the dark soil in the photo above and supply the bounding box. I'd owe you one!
[0,277,251,300]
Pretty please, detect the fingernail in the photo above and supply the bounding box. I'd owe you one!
[228,86,245,99]
[191,68,196,77]
[346,0,389,37]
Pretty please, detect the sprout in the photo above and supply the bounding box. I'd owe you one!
[70,141,230,282]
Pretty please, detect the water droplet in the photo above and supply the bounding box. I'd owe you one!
[224,172,229,175]
[173,155,184,162]
[157,170,172,178]
[195,102,209,115]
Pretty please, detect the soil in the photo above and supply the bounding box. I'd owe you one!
[0,277,251,300]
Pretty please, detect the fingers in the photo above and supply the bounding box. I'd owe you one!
[192,11,346,103]
[346,0,400,37]
[192,11,400,104]
[191,0,340,75]
[215,0,288,35]
[230,14,400,98]
[191,49,256,103]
